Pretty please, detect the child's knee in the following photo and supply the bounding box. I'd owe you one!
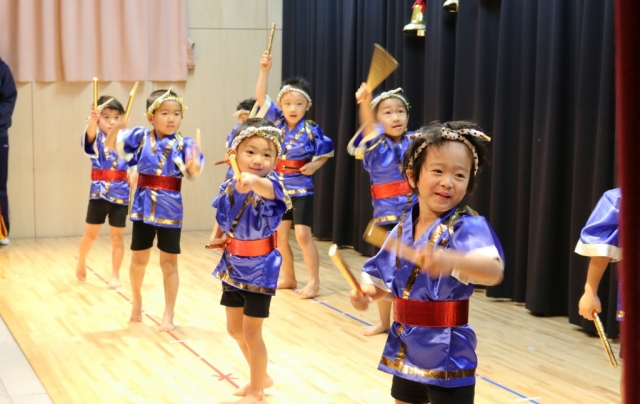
[227,324,244,341]
[294,227,313,245]
[110,233,124,245]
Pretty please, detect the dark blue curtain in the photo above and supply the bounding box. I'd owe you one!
[283,0,617,335]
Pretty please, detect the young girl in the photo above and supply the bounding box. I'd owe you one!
[77,96,133,288]
[224,98,256,181]
[253,51,334,299]
[349,84,418,336]
[106,88,204,332]
[350,121,504,404]
[210,117,290,404]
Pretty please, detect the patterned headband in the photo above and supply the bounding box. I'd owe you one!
[232,109,251,117]
[97,97,115,113]
[230,126,283,156]
[407,127,491,175]
[370,88,410,111]
[146,88,187,117]
[276,84,312,103]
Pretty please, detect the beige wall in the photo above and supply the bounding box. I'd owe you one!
[7,0,283,239]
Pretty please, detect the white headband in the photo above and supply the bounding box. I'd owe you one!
[97,97,115,113]
[276,84,312,103]
[146,87,187,117]
[407,127,491,175]
[370,88,410,110]
[232,109,251,117]
[230,126,283,156]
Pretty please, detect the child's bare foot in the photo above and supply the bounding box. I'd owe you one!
[108,275,121,289]
[159,312,175,332]
[362,321,390,336]
[130,302,142,322]
[297,281,319,299]
[76,264,86,281]
[220,391,266,404]
[233,376,273,396]
[277,277,297,289]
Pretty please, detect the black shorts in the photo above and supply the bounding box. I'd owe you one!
[220,284,272,318]
[282,195,314,228]
[391,375,475,404]
[86,199,128,227]
[130,220,181,254]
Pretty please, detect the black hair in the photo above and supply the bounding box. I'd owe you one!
[96,95,124,114]
[372,90,410,115]
[402,120,490,194]
[233,117,276,139]
[281,76,312,98]
[236,98,256,111]
[146,89,180,110]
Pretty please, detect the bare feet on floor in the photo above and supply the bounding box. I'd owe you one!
[76,264,86,282]
[159,312,175,332]
[130,303,142,322]
[296,281,319,299]
[362,321,390,336]
[108,275,121,289]
[277,277,297,290]
[233,377,273,396]
[220,391,266,404]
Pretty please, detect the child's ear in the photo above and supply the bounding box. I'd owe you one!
[146,114,154,124]
[306,102,313,111]
[405,169,416,188]
[274,156,281,166]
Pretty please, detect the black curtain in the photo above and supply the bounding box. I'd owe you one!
[283,0,617,335]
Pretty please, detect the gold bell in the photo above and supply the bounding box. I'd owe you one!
[404,1,426,37]
[443,0,459,13]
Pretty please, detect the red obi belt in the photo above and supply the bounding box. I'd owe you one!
[371,179,412,199]
[275,159,310,174]
[211,233,277,257]
[393,297,469,327]
[138,173,182,192]
[91,169,127,182]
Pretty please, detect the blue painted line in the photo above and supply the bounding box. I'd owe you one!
[311,297,372,327]
[476,373,540,403]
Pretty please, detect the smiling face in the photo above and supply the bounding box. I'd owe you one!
[97,108,122,134]
[278,91,311,128]
[147,100,183,137]
[406,141,472,219]
[375,97,408,138]
[234,136,279,177]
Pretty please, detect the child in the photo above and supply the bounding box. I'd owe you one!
[77,96,133,288]
[106,88,204,332]
[224,98,257,181]
[350,121,504,404]
[210,117,290,404]
[253,51,334,298]
[575,188,623,396]
[349,84,418,336]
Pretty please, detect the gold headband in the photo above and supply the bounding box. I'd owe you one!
[230,126,283,156]
[97,97,115,113]
[146,88,187,117]
[276,85,312,103]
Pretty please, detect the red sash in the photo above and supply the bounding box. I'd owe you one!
[275,159,310,174]
[393,297,469,327]
[371,179,412,199]
[210,233,277,257]
[138,173,182,192]
[91,169,127,182]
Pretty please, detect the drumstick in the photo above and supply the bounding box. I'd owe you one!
[267,23,276,55]
[328,244,363,294]
[229,154,241,178]
[123,81,139,124]
[593,312,618,368]
[93,77,98,109]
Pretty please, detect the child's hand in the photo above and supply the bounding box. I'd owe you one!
[127,170,138,188]
[260,51,272,72]
[185,144,202,176]
[355,82,371,104]
[209,234,228,253]
[90,107,100,122]
[419,248,458,279]
[300,161,320,176]
[578,288,601,321]
[235,172,259,193]
[350,289,371,311]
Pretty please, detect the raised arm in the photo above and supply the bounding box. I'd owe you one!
[256,51,272,107]
[355,83,376,136]
[85,107,100,144]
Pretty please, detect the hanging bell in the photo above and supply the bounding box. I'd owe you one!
[443,0,459,13]
[403,0,426,37]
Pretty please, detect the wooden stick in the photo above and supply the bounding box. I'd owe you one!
[229,154,241,178]
[123,81,139,124]
[267,23,276,55]
[196,128,201,147]
[593,312,619,368]
[93,77,98,109]
[328,244,363,294]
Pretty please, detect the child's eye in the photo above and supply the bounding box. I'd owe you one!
[433,169,442,174]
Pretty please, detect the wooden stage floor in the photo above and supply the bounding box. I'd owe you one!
[0,232,621,403]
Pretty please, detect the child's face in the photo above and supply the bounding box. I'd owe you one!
[278,91,311,127]
[375,98,408,138]
[237,112,249,124]
[407,142,472,216]
[235,136,279,177]
[147,100,183,136]
[97,108,122,134]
